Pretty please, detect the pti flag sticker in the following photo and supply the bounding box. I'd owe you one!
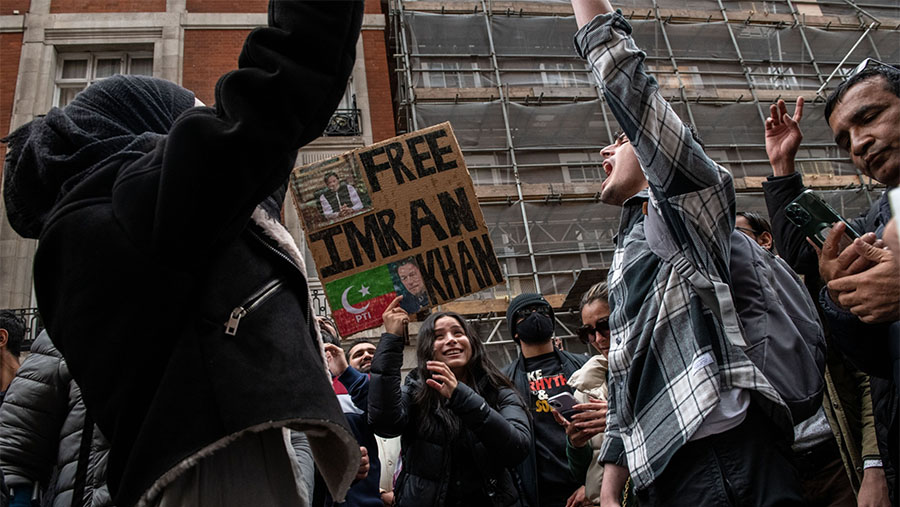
[327,265,397,336]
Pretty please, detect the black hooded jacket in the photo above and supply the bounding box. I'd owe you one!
[2,2,364,506]
[368,333,532,507]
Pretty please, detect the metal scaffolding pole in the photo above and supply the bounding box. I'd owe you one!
[815,22,878,97]
[783,0,829,91]
[396,0,420,131]
[652,0,698,128]
[714,0,767,124]
[481,0,542,293]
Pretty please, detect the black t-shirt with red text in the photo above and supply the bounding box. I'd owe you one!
[523,351,580,506]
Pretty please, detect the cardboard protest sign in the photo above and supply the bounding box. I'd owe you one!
[290,123,503,336]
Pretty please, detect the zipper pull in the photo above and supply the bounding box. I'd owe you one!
[225,307,247,336]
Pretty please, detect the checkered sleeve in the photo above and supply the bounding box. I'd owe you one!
[598,376,626,465]
[576,11,735,276]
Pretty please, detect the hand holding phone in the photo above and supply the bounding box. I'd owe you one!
[548,392,578,420]
[785,189,860,250]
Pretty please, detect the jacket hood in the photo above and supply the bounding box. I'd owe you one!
[567,354,608,399]
[3,74,195,238]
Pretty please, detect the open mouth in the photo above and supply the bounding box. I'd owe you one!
[442,348,464,358]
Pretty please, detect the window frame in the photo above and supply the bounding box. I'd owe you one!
[54,50,154,107]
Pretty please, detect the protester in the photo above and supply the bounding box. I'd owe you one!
[570,0,806,504]
[735,211,775,253]
[1,1,365,505]
[368,297,531,506]
[0,330,111,507]
[761,63,899,503]
[502,293,587,507]
[551,282,614,507]
[736,213,885,506]
[321,320,383,507]
[347,339,377,374]
[0,310,24,406]
[320,171,365,220]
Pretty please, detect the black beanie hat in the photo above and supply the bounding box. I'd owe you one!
[506,293,554,340]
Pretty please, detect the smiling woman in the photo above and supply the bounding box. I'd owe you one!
[367,299,532,507]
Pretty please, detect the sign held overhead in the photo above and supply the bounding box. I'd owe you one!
[290,123,503,336]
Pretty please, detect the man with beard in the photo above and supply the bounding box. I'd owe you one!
[347,339,376,374]
[502,293,588,507]
[322,322,382,507]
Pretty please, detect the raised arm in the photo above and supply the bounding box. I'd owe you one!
[571,0,614,27]
[131,1,364,263]
[573,3,729,198]
[573,0,734,273]
[765,98,804,177]
[368,297,411,437]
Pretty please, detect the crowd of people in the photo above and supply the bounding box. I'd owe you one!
[0,0,897,506]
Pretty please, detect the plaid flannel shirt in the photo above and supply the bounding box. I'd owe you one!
[574,12,790,491]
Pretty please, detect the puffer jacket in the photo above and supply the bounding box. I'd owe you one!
[1,2,364,506]
[368,333,532,507]
[566,354,609,505]
[0,331,112,507]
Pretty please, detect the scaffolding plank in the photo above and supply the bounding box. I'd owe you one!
[400,1,890,29]
[441,293,567,314]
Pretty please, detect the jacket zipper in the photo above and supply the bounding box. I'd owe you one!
[248,228,313,328]
[224,278,285,336]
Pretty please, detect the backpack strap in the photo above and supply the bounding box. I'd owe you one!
[643,200,746,347]
[669,256,746,347]
[72,415,94,507]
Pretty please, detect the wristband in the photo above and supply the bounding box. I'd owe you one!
[864,459,883,469]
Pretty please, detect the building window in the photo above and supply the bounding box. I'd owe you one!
[646,63,703,90]
[55,51,153,107]
[540,62,587,88]
[559,152,604,183]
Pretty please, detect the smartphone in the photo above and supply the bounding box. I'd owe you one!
[784,189,860,249]
[548,392,579,420]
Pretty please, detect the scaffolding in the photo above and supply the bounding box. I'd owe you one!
[389,0,898,354]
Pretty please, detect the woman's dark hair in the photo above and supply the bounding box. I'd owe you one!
[579,281,609,312]
[412,311,516,437]
[736,210,772,236]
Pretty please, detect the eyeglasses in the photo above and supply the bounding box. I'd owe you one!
[514,305,551,322]
[849,58,898,78]
[817,55,899,96]
[735,226,758,237]
[577,318,610,344]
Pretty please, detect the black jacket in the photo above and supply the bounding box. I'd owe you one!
[2,2,364,506]
[763,172,898,504]
[368,333,531,507]
[501,348,588,507]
